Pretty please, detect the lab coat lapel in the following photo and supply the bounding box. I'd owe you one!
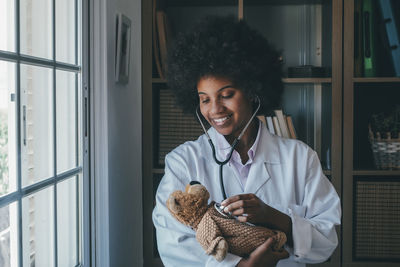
[244,125,282,194]
[207,128,244,199]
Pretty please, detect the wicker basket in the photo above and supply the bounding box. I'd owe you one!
[369,129,400,170]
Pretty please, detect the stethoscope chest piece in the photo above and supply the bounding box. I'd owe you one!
[214,202,233,218]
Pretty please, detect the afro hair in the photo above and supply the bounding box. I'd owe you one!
[166,15,284,115]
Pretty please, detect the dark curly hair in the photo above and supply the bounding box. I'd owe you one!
[166,15,284,115]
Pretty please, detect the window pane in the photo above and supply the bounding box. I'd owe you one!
[57,177,77,267]
[22,187,54,267]
[0,0,16,52]
[56,71,77,174]
[20,0,53,59]
[0,202,19,267]
[20,65,54,187]
[0,61,16,197]
[56,0,76,64]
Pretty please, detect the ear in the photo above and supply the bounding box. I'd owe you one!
[188,184,209,202]
[166,193,182,214]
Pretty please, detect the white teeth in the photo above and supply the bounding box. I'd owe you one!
[214,117,228,123]
[213,115,231,125]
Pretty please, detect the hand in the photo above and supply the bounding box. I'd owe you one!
[221,194,293,246]
[236,238,289,267]
[221,193,271,225]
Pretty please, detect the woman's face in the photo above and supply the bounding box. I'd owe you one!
[197,76,254,137]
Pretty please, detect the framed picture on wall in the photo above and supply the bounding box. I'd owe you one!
[115,13,131,84]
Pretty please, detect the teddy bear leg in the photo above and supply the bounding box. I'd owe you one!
[211,238,228,262]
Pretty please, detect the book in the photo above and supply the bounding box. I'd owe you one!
[156,11,169,78]
[257,115,267,126]
[272,116,282,137]
[362,0,378,77]
[378,0,400,76]
[286,116,297,139]
[152,0,163,79]
[274,110,290,138]
[266,116,275,135]
[354,0,363,77]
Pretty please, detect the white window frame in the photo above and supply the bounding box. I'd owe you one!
[0,0,90,266]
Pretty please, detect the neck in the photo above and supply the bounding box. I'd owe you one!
[225,119,258,162]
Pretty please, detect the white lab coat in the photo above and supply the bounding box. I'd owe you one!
[153,124,341,267]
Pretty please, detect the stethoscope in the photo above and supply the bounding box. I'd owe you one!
[195,96,261,201]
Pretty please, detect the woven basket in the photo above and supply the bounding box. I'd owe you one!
[369,129,400,170]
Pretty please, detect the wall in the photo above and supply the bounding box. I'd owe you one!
[105,0,142,265]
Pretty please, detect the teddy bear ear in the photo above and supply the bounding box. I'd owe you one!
[166,195,182,214]
[187,184,210,201]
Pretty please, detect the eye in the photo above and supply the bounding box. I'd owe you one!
[221,92,234,99]
[201,98,210,104]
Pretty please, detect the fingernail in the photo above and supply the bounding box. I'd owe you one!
[223,207,229,213]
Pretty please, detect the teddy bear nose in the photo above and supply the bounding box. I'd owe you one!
[190,181,201,185]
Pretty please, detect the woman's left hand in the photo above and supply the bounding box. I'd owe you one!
[221,193,271,225]
[221,193,293,246]
[221,194,272,226]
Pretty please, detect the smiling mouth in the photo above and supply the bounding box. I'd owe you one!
[212,114,232,126]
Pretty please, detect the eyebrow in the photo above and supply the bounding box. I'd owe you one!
[198,85,235,95]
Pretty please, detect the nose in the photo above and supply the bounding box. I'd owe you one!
[209,99,225,115]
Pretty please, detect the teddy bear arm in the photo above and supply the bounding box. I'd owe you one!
[196,212,228,261]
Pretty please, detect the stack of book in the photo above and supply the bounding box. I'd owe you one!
[258,110,297,139]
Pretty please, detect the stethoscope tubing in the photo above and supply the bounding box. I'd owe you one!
[195,96,261,200]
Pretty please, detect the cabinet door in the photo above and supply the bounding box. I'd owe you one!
[143,1,242,266]
[343,0,400,266]
[244,1,342,265]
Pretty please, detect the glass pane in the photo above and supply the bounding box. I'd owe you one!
[282,83,332,169]
[20,65,54,186]
[57,177,77,267]
[22,187,55,267]
[56,71,77,174]
[20,0,53,59]
[0,0,16,52]
[244,1,332,76]
[0,61,17,196]
[0,202,19,267]
[56,0,76,64]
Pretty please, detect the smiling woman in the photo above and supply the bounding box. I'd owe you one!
[153,15,341,267]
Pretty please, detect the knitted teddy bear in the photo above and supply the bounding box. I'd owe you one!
[166,181,287,261]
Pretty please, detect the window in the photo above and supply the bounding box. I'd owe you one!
[0,1,86,266]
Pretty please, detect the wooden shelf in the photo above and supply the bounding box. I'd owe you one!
[353,77,400,83]
[166,0,237,7]
[153,77,333,84]
[152,78,166,83]
[323,170,331,176]
[153,168,165,174]
[282,77,332,84]
[353,170,400,176]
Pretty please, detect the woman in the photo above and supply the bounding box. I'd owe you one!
[152,16,341,267]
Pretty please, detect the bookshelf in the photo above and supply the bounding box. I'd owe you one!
[343,0,400,266]
[143,0,342,266]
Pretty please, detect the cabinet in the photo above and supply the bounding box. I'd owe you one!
[142,0,342,266]
[343,0,400,266]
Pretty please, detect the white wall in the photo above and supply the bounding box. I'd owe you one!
[105,0,142,265]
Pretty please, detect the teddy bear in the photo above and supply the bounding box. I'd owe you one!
[166,181,287,261]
